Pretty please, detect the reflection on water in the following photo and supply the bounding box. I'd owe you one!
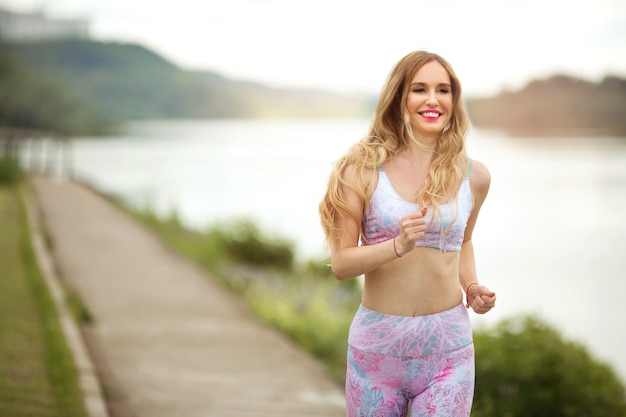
[70,119,626,382]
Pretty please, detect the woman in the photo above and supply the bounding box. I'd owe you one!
[319,50,496,417]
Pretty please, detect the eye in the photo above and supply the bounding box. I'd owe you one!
[412,87,426,93]
[437,87,450,94]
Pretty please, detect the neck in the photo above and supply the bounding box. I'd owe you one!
[397,145,436,170]
[412,130,440,149]
[406,135,438,162]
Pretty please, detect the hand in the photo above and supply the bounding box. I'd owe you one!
[467,284,496,314]
[395,207,428,256]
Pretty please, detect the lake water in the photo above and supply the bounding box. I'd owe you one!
[65,119,626,382]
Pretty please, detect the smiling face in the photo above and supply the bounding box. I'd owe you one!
[405,60,454,140]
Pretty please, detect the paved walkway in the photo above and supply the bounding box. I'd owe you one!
[30,176,346,417]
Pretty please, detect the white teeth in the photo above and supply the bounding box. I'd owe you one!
[421,112,440,118]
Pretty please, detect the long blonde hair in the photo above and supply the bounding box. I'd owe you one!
[319,51,470,247]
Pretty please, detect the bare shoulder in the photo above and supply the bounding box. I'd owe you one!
[469,159,491,199]
[363,165,377,187]
[341,163,378,193]
[336,164,378,213]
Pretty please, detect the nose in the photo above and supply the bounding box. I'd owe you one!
[426,92,438,107]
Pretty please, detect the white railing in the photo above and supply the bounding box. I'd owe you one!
[0,128,73,180]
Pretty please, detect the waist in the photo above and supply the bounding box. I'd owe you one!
[362,249,461,316]
[348,303,472,358]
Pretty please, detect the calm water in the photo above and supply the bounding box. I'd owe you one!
[67,119,626,382]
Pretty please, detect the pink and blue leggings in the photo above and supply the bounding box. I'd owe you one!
[345,303,475,417]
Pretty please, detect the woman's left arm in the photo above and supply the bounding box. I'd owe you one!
[460,160,496,314]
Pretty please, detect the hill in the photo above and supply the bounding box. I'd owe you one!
[8,40,372,126]
[466,75,626,136]
[3,39,625,137]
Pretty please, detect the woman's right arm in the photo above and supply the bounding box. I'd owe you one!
[330,225,401,280]
[329,166,426,280]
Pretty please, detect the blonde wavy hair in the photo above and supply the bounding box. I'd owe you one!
[319,50,470,247]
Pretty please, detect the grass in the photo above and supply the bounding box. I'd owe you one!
[0,184,87,417]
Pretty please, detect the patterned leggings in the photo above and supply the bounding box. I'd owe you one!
[345,304,475,417]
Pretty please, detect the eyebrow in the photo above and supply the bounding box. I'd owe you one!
[410,82,452,88]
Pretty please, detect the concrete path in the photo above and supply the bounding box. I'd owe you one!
[30,176,346,417]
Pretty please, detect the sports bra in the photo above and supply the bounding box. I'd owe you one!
[361,162,473,252]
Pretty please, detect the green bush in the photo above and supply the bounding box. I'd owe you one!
[216,219,295,270]
[0,156,22,184]
[473,315,626,417]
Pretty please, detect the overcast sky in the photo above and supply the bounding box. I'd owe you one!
[3,0,625,97]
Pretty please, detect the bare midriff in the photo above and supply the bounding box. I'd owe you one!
[361,247,463,317]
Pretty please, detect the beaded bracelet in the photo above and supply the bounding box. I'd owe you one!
[465,282,479,309]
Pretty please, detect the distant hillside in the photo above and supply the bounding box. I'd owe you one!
[8,40,372,125]
[4,38,625,137]
[466,75,626,136]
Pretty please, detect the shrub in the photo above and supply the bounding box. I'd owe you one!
[472,315,626,417]
[0,156,22,184]
[218,219,295,270]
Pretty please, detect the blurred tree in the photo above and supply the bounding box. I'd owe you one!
[472,316,626,417]
[0,40,109,134]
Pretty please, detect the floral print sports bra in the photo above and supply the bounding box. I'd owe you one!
[361,162,473,253]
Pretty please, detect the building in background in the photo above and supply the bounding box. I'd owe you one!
[0,7,89,42]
